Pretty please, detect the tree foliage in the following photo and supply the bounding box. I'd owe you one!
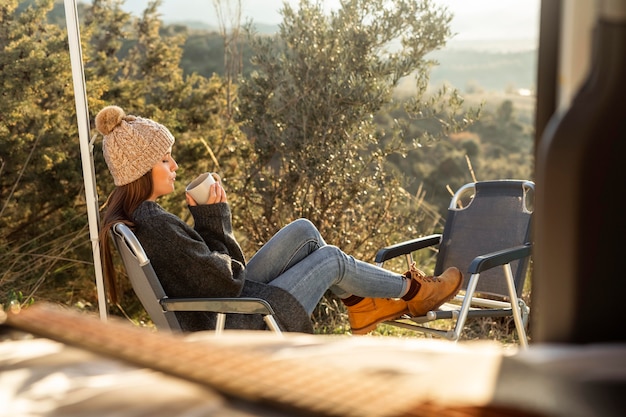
[385,97,534,213]
[232,0,478,259]
[0,0,242,313]
[0,0,95,307]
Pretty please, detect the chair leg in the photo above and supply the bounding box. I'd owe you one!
[264,315,283,335]
[215,313,226,335]
[212,314,282,335]
[451,272,482,341]
[504,263,529,348]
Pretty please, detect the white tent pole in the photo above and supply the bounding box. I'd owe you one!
[64,0,108,321]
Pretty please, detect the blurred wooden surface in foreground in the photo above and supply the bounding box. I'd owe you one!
[1,303,624,417]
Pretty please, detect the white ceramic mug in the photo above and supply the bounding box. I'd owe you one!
[186,172,216,204]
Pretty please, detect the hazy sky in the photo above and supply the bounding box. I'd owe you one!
[121,0,540,42]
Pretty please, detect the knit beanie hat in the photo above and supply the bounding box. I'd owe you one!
[95,106,175,186]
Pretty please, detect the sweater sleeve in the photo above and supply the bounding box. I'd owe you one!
[188,202,246,265]
[133,206,245,299]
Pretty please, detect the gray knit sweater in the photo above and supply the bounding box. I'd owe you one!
[131,201,313,333]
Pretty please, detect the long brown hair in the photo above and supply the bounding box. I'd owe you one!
[99,172,153,304]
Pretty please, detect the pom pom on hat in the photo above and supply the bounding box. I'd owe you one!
[95,105,125,135]
[95,106,175,186]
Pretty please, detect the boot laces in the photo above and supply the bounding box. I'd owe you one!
[409,262,440,282]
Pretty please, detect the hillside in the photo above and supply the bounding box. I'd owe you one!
[172,18,538,94]
[427,47,538,93]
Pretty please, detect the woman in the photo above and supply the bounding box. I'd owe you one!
[97,105,462,334]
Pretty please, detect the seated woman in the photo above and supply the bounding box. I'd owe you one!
[96,105,462,334]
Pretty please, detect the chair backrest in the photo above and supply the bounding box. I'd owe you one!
[434,180,534,298]
[112,222,182,332]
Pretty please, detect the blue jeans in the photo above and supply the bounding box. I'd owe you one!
[245,219,407,315]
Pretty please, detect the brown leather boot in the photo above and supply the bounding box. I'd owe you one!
[346,297,409,335]
[405,265,463,316]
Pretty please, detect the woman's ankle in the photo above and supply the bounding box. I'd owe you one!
[341,294,364,307]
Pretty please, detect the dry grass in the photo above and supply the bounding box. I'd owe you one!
[311,292,531,346]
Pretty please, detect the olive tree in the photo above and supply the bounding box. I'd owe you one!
[232,0,478,261]
[0,0,242,313]
[0,0,94,308]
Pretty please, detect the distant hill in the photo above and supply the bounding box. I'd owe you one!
[166,18,538,94]
[167,19,279,35]
[427,46,537,93]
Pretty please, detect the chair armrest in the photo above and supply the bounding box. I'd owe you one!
[468,244,532,274]
[161,297,276,315]
[375,234,442,263]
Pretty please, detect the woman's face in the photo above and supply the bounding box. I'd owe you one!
[148,148,178,201]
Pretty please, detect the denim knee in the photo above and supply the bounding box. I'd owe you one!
[289,218,321,240]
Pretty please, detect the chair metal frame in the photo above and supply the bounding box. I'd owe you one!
[376,180,534,347]
[112,222,282,335]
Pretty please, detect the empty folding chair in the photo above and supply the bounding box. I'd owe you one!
[377,180,534,347]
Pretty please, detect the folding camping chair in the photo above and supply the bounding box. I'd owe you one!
[376,180,534,347]
[112,222,283,335]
